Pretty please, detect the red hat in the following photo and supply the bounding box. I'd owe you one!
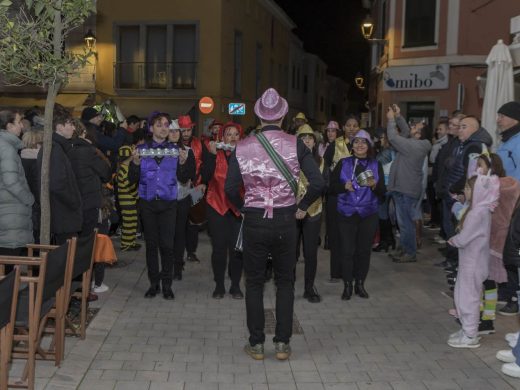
[210,120,224,128]
[220,122,244,140]
[178,115,196,129]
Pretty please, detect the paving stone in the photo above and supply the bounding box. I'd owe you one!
[36,233,520,389]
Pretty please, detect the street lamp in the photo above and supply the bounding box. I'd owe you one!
[355,73,365,90]
[361,15,387,44]
[84,29,96,49]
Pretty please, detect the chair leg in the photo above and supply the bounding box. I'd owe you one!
[81,276,89,340]
[1,329,8,390]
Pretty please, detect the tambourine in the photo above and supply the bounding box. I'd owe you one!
[356,169,374,187]
[215,142,235,151]
[138,148,179,157]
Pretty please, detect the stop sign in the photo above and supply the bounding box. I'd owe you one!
[199,96,215,114]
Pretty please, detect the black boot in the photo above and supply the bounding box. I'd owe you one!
[303,285,321,303]
[341,282,353,300]
[373,219,395,252]
[354,280,369,298]
[145,284,160,298]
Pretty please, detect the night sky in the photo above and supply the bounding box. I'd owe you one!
[274,0,370,109]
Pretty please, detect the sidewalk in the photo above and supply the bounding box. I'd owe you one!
[16,229,520,390]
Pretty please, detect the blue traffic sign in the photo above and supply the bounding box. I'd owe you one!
[228,103,246,115]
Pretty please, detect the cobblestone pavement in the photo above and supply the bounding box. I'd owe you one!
[10,228,520,390]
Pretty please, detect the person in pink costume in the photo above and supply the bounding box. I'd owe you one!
[447,173,500,348]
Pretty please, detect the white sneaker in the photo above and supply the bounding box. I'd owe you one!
[433,236,446,244]
[447,331,480,348]
[506,332,519,348]
[449,329,464,340]
[92,283,109,293]
[502,362,520,378]
[497,350,516,363]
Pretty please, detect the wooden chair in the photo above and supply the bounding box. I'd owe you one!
[0,266,21,390]
[0,238,74,389]
[28,231,96,340]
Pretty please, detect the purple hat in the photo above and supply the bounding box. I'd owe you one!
[353,130,374,146]
[326,120,340,130]
[254,88,288,121]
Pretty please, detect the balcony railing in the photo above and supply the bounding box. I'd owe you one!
[113,62,197,90]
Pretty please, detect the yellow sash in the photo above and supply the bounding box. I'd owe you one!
[332,137,351,169]
[297,159,324,217]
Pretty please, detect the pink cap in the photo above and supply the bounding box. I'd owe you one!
[254,88,288,121]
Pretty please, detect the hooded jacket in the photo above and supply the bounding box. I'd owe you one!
[450,175,500,280]
[445,127,493,194]
[0,130,35,247]
[489,176,520,283]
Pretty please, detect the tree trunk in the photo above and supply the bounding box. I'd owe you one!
[39,83,59,245]
[39,1,63,245]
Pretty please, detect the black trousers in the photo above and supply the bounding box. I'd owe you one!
[207,206,243,291]
[503,264,520,301]
[174,196,191,274]
[243,212,297,345]
[296,213,321,290]
[338,212,378,283]
[81,208,99,237]
[0,247,24,274]
[326,195,342,279]
[139,199,177,287]
[186,220,199,254]
[53,232,78,246]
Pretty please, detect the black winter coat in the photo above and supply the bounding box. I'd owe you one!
[67,138,112,211]
[503,207,520,267]
[37,133,83,235]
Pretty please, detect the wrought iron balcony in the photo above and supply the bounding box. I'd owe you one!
[113,62,197,90]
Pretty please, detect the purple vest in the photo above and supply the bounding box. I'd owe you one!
[137,142,178,201]
[338,157,379,218]
[236,130,299,218]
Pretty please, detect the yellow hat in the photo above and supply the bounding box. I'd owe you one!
[294,112,308,122]
[296,124,314,137]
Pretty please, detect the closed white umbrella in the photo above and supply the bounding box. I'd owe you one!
[481,39,514,150]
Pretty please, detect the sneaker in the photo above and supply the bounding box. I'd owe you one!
[433,235,446,244]
[502,362,520,378]
[187,253,200,263]
[448,329,464,340]
[244,343,264,360]
[447,331,480,348]
[506,332,519,348]
[91,283,109,293]
[388,247,403,259]
[434,260,449,267]
[478,320,495,335]
[497,350,516,363]
[274,342,291,360]
[499,301,519,316]
[392,253,417,263]
[326,278,341,284]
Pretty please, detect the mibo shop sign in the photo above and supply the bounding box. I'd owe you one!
[382,64,450,91]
